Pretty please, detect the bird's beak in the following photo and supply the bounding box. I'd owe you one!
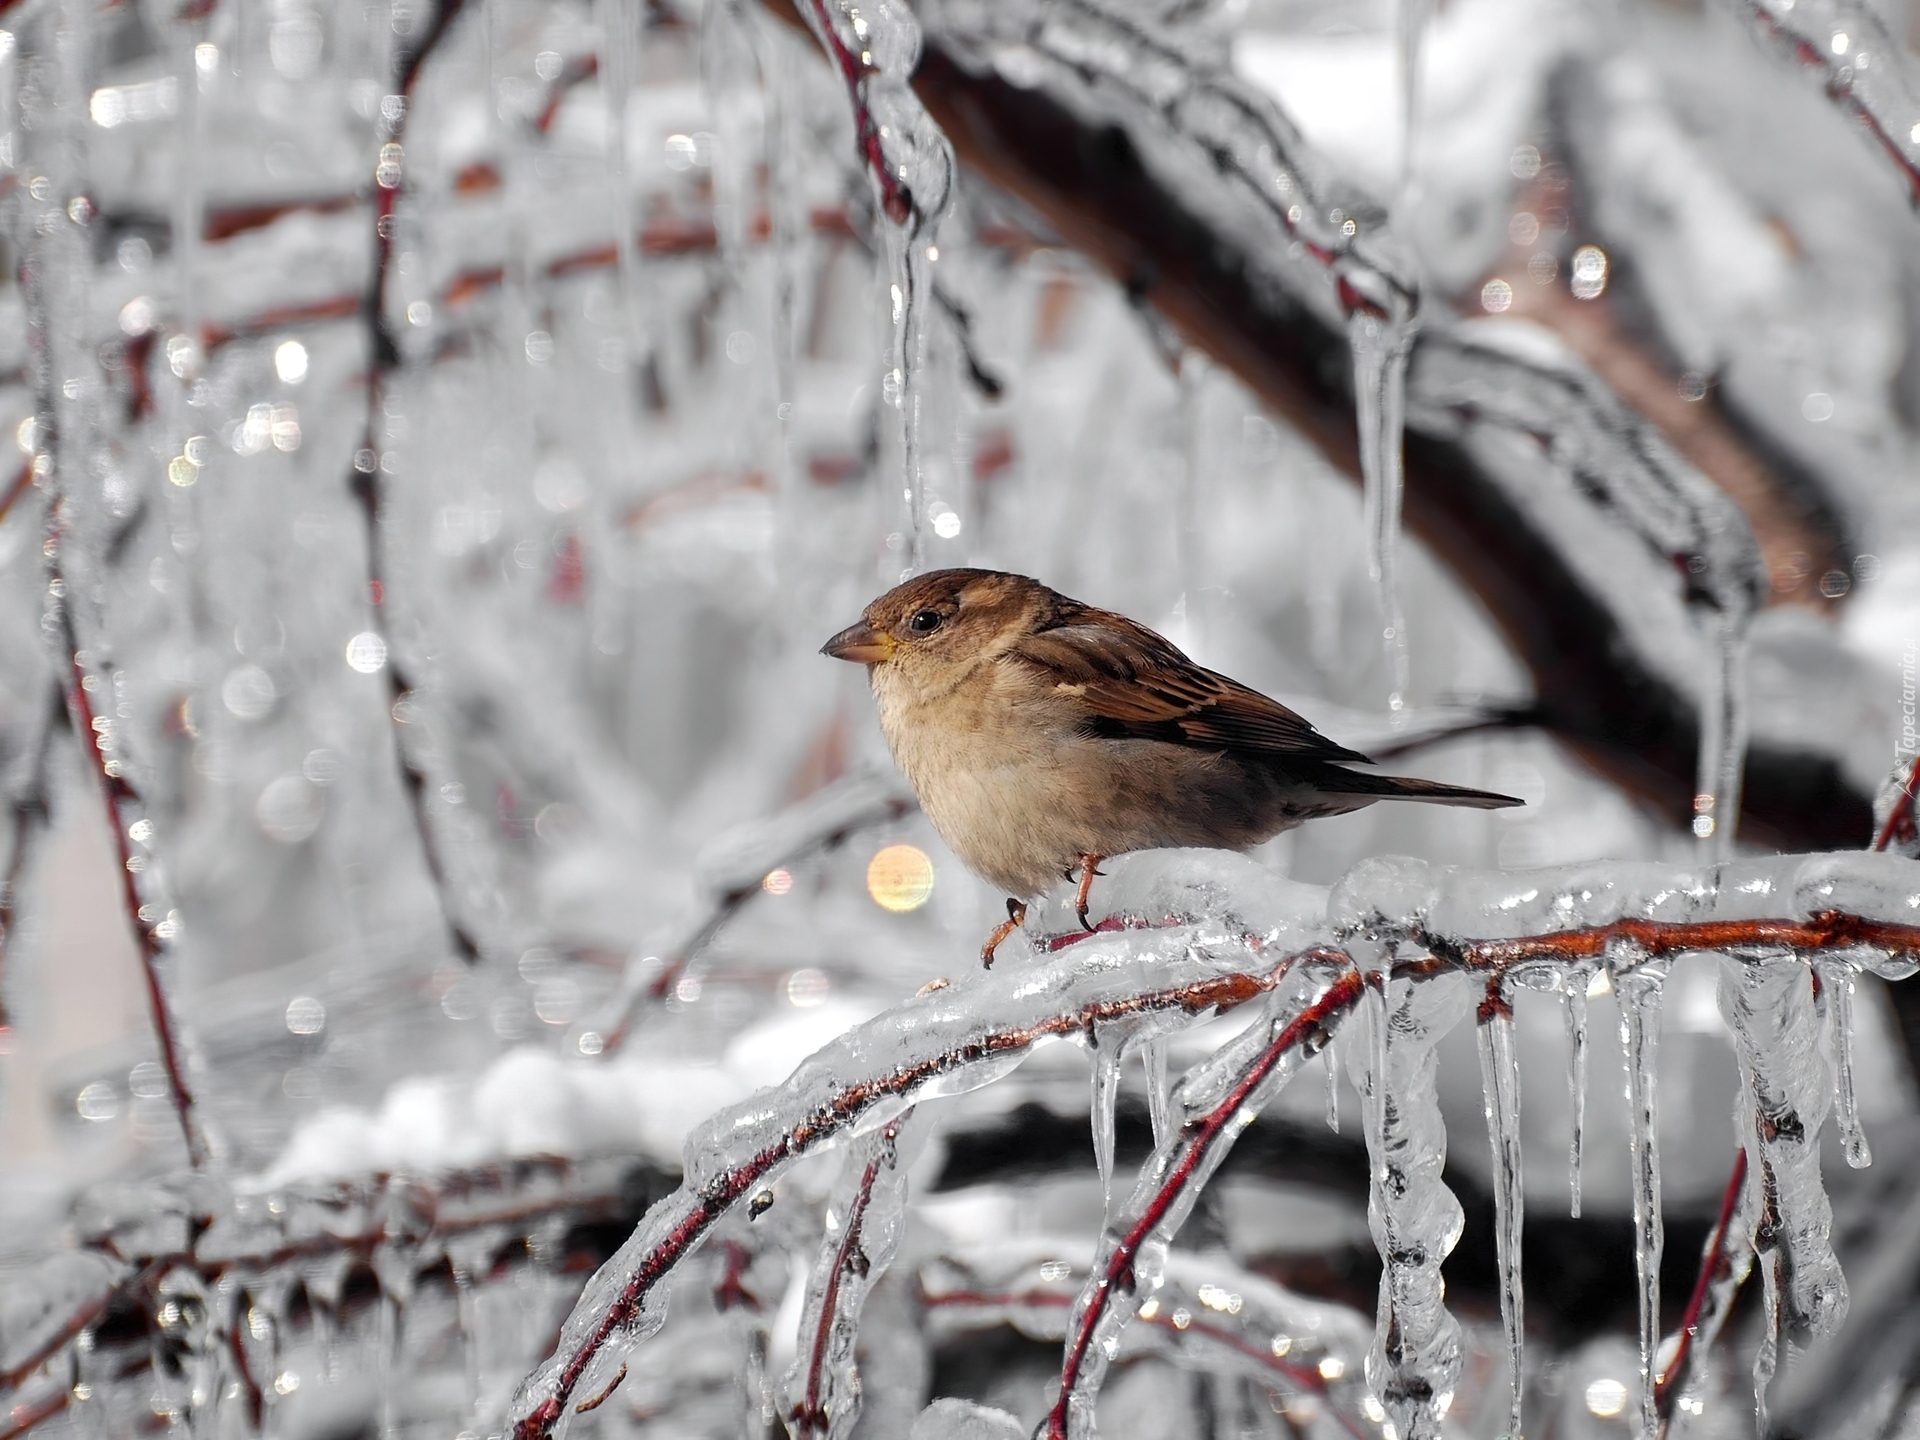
[821,619,895,664]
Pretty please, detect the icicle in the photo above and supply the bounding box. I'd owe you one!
[1476,982,1525,1440]
[1348,306,1417,717]
[1565,971,1589,1219]
[1333,949,1469,1440]
[1617,954,1669,1440]
[1141,1034,1172,1148]
[1091,1032,1124,1209]
[792,0,954,575]
[1719,953,1847,1434]
[1323,1038,1340,1135]
[1751,1237,1782,1438]
[594,0,644,354]
[1692,611,1750,859]
[1815,957,1873,1168]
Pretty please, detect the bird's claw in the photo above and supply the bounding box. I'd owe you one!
[981,898,1028,969]
[1073,854,1105,933]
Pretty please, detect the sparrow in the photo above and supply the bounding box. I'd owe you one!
[823,568,1521,963]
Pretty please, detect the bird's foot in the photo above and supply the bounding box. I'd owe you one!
[981,898,1028,969]
[1073,854,1106,932]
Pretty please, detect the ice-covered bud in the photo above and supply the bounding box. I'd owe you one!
[1328,855,1438,941]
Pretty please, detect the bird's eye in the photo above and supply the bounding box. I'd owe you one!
[907,609,943,635]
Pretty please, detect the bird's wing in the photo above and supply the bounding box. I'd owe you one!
[1007,607,1372,765]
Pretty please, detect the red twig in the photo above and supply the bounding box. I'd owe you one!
[0,1388,66,1440]
[923,1288,1346,1406]
[791,1111,909,1437]
[534,54,598,135]
[795,0,915,225]
[46,505,206,1162]
[351,0,482,966]
[1730,0,1920,204]
[1044,959,1364,1439]
[1654,1148,1748,1421]
[1873,753,1920,855]
[0,461,32,527]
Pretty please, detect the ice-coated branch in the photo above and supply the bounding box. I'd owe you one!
[349,0,484,966]
[788,1108,920,1439]
[1723,0,1920,201]
[0,1156,648,1421]
[507,923,1311,1438]
[1654,1148,1748,1426]
[920,1249,1373,1428]
[591,770,915,1054]
[1045,953,1363,1439]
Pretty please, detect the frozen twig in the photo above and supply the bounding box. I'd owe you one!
[0,683,59,1038]
[593,771,913,1055]
[1045,955,1363,1439]
[1723,0,1920,202]
[1655,1148,1749,1426]
[509,935,1300,1437]
[350,0,482,965]
[789,1109,917,1439]
[45,459,207,1170]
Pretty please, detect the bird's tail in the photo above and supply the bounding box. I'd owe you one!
[1311,766,1523,810]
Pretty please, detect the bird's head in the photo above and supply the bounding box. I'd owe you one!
[822,569,1049,682]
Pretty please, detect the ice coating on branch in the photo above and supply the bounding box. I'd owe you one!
[1352,968,1471,1440]
[1618,958,1668,1440]
[1815,957,1873,1168]
[0,1252,127,1380]
[1719,958,1847,1352]
[508,895,1318,1435]
[1476,983,1525,1440]
[1350,306,1417,717]
[784,1109,928,1439]
[793,0,955,571]
[1724,0,1920,201]
[918,0,1416,324]
[910,1398,1028,1440]
[1048,953,1361,1439]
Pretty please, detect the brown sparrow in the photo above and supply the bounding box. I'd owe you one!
[823,569,1521,963]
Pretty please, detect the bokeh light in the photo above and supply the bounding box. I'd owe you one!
[866,844,935,912]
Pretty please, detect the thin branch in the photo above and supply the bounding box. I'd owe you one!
[1874,752,1920,855]
[0,683,60,1037]
[351,0,482,965]
[789,1109,911,1438]
[1044,958,1363,1440]
[44,494,207,1165]
[1654,1148,1749,1424]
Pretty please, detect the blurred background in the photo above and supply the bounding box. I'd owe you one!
[1,0,1919,1433]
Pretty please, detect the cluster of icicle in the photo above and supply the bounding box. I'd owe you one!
[505,845,1920,1440]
